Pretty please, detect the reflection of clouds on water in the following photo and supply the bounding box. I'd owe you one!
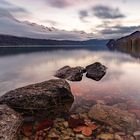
[0,48,140,101]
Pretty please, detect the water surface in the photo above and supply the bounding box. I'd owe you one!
[0,46,140,107]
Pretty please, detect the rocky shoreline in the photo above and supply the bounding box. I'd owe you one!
[0,105,22,140]
[0,62,140,140]
[19,102,140,140]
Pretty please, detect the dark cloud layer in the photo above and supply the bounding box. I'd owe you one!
[45,0,93,8]
[98,25,140,39]
[0,8,14,18]
[101,25,140,35]
[78,5,125,23]
[0,0,29,16]
[45,0,71,8]
[92,5,125,19]
[79,10,88,22]
[0,0,12,6]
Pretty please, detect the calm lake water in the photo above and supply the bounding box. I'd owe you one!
[0,46,140,107]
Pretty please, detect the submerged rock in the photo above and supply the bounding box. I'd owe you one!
[55,66,86,81]
[113,103,128,110]
[0,79,74,117]
[86,62,107,81]
[0,105,22,140]
[88,104,138,132]
[97,133,114,140]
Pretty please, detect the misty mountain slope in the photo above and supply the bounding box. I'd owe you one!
[0,11,93,41]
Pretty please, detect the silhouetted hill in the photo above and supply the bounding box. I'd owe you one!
[107,31,140,50]
[107,31,140,58]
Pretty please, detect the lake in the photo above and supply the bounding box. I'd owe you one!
[1,46,140,139]
[0,46,140,109]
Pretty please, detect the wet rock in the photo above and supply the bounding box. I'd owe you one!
[134,131,140,136]
[63,121,69,128]
[105,96,127,106]
[55,66,86,81]
[0,105,22,140]
[128,109,140,119]
[22,123,33,137]
[115,132,126,136]
[134,131,140,140]
[96,100,106,105]
[0,79,74,117]
[88,104,138,132]
[97,133,114,140]
[75,134,90,139]
[86,62,107,81]
[113,103,128,110]
[124,135,136,140]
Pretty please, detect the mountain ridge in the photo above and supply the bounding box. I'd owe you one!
[0,10,94,41]
[0,34,108,46]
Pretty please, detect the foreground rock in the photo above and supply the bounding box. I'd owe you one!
[86,62,107,81]
[55,66,86,81]
[0,79,74,117]
[0,105,22,140]
[88,104,138,132]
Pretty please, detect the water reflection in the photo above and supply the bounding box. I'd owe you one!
[0,47,140,105]
[108,43,140,59]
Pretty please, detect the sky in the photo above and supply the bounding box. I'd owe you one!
[0,0,140,39]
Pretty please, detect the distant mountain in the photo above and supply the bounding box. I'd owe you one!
[0,34,107,46]
[107,31,140,58]
[0,10,94,41]
[0,10,108,46]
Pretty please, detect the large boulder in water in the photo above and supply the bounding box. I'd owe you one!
[0,105,22,140]
[0,79,74,118]
[88,104,138,132]
[86,62,107,81]
[55,66,86,81]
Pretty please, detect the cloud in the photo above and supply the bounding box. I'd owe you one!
[0,0,13,7]
[92,18,140,39]
[101,25,140,35]
[98,25,140,39]
[79,10,88,22]
[8,7,29,14]
[42,19,59,26]
[78,5,125,23]
[92,5,125,19]
[0,8,14,19]
[45,0,94,8]
[0,0,29,15]
[45,0,72,8]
